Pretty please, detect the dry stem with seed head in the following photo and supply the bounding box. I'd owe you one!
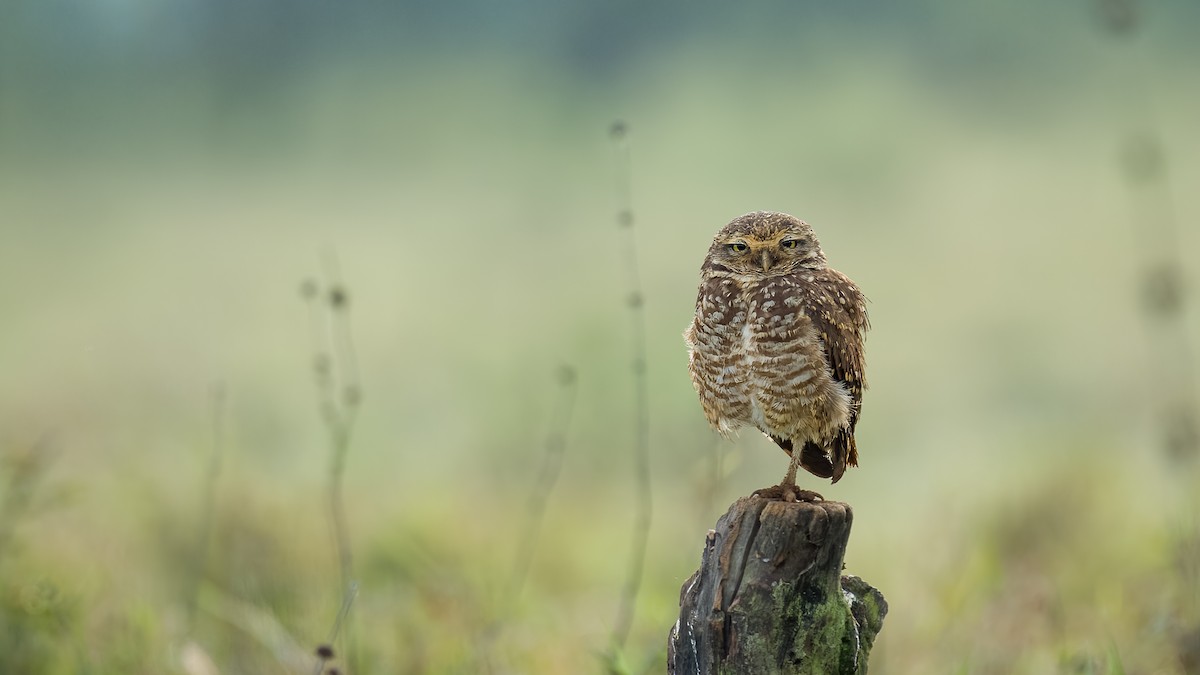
[608,119,653,656]
[302,248,364,674]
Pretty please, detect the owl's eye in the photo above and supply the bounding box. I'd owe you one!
[780,239,800,250]
[727,242,748,253]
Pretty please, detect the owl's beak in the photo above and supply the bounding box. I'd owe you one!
[761,250,774,272]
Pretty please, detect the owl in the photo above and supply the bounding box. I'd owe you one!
[684,211,869,501]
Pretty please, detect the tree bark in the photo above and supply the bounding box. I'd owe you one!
[668,495,886,675]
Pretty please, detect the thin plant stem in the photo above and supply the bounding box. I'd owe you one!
[480,368,580,674]
[1093,0,1199,464]
[302,249,363,674]
[321,250,359,597]
[187,382,227,629]
[507,366,579,607]
[311,581,359,675]
[609,120,653,651]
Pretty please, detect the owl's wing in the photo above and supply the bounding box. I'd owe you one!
[799,269,869,480]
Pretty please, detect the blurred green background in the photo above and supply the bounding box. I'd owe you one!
[2,1,1200,673]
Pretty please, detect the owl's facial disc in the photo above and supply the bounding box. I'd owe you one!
[711,212,827,275]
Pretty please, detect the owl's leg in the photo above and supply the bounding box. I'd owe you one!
[782,449,801,489]
[780,450,812,502]
[754,447,823,502]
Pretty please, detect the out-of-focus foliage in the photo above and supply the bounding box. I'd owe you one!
[2,1,1199,673]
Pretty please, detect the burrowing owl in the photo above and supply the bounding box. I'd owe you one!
[684,211,868,501]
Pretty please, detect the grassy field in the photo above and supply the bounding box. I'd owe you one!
[3,4,1200,673]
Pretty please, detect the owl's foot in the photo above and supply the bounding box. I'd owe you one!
[753,484,824,503]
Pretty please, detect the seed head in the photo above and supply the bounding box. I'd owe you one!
[555,364,577,387]
[329,286,348,309]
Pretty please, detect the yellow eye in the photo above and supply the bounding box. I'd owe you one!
[781,239,800,250]
[727,242,748,253]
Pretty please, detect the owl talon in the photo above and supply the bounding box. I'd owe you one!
[788,489,824,503]
[753,485,824,503]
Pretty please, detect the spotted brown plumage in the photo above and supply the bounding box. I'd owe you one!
[684,211,869,500]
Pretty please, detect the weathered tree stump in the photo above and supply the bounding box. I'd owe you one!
[668,495,887,674]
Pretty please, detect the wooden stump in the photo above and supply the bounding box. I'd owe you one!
[668,495,887,675]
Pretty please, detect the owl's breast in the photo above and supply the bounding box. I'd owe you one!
[741,277,852,441]
[687,275,850,441]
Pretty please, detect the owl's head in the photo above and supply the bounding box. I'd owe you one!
[705,211,826,277]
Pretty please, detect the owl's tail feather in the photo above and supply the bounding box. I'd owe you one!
[827,430,859,484]
[798,441,835,480]
[797,431,860,483]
